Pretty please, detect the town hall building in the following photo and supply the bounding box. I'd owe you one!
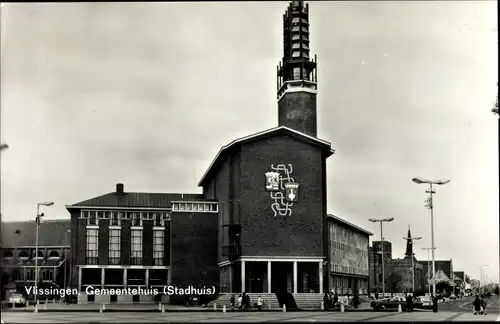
[2,1,374,307]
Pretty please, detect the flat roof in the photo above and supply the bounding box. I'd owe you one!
[327,214,373,236]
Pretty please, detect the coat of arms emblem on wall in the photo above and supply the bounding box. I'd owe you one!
[265,164,299,217]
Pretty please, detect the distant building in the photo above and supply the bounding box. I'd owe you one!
[1,220,71,300]
[369,229,425,293]
[417,259,454,293]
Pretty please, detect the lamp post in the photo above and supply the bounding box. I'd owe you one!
[35,201,54,303]
[473,264,488,295]
[403,235,421,293]
[0,143,8,151]
[412,177,450,296]
[368,217,394,297]
[421,247,435,295]
[63,229,70,290]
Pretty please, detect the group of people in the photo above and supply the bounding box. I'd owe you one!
[230,293,264,311]
[323,292,360,310]
[473,294,489,315]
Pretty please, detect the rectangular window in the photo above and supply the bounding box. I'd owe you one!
[131,229,143,265]
[88,211,98,225]
[153,230,164,266]
[110,212,120,226]
[86,228,99,264]
[108,229,121,264]
[132,213,142,226]
[154,213,163,227]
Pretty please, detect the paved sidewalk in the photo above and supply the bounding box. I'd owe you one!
[1,310,499,323]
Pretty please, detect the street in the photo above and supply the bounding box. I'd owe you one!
[2,309,499,323]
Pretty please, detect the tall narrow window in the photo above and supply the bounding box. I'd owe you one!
[153,230,164,266]
[131,229,143,265]
[108,229,121,264]
[86,228,99,264]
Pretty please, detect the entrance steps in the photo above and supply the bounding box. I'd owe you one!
[292,293,323,310]
[208,293,279,309]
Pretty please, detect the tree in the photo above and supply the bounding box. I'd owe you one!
[386,271,402,293]
[396,269,413,293]
[494,285,499,295]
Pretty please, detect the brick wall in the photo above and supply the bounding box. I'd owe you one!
[143,220,153,266]
[278,91,317,137]
[238,134,326,257]
[98,221,109,265]
[170,211,218,303]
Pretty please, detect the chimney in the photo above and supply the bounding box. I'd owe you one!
[116,183,124,194]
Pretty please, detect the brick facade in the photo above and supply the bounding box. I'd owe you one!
[278,91,318,137]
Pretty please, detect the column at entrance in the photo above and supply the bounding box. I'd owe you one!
[101,268,105,288]
[267,261,272,293]
[318,262,323,293]
[78,267,82,292]
[293,262,298,294]
[241,261,246,293]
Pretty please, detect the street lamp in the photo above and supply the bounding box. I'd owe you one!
[473,264,488,295]
[34,201,54,303]
[368,217,394,297]
[403,235,421,293]
[421,247,435,295]
[0,143,8,151]
[412,177,450,296]
[63,229,71,290]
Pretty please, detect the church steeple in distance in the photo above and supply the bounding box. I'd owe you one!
[404,225,413,258]
[277,0,318,137]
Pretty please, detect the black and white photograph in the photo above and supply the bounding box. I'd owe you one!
[0,1,498,322]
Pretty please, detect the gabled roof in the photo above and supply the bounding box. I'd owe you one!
[68,190,206,209]
[198,126,335,187]
[1,219,71,247]
[327,214,373,236]
[418,260,452,279]
[453,271,465,281]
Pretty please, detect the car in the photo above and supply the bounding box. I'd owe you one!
[449,294,456,299]
[371,297,407,311]
[415,296,433,309]
[7,293,26,308]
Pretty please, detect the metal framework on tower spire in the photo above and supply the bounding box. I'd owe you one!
[277,1,318,99]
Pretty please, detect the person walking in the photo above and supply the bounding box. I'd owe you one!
[481,295,488,315]
[323,292,329,311]
[473,295,481,315]
[406,294,412,312]
[432,295,438,313]
[257,296,263,311]
[230,294,235,310]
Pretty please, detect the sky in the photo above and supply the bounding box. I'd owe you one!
[1,1,498,283]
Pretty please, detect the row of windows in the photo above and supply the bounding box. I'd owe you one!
[331,241,368,257]
[85,228,164,265]
[80,210,170,227]
[3,250,64,259]
[331,264,369,276]
[291,26,309,33]
[291,51,310,59]
[171,202,218,213]
[11,269,54,281]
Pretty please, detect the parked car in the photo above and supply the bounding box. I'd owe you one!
[449,293,456,299]
[7,293,26,308]
[371,296,407,311]
[414,295,433,309]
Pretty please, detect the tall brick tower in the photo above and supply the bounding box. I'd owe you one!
[277,0,318,137]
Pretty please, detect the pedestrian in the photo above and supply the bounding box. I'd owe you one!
[323,292,329,311]
[333,293,339,307]
[406,294,412,312]
[352,293,359,309]
[473,295,481,315]
[230,294,235,310]
[257,296,263,311]
[432,295,438,313]
[237,294,243,310]
[481,295,488,315]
